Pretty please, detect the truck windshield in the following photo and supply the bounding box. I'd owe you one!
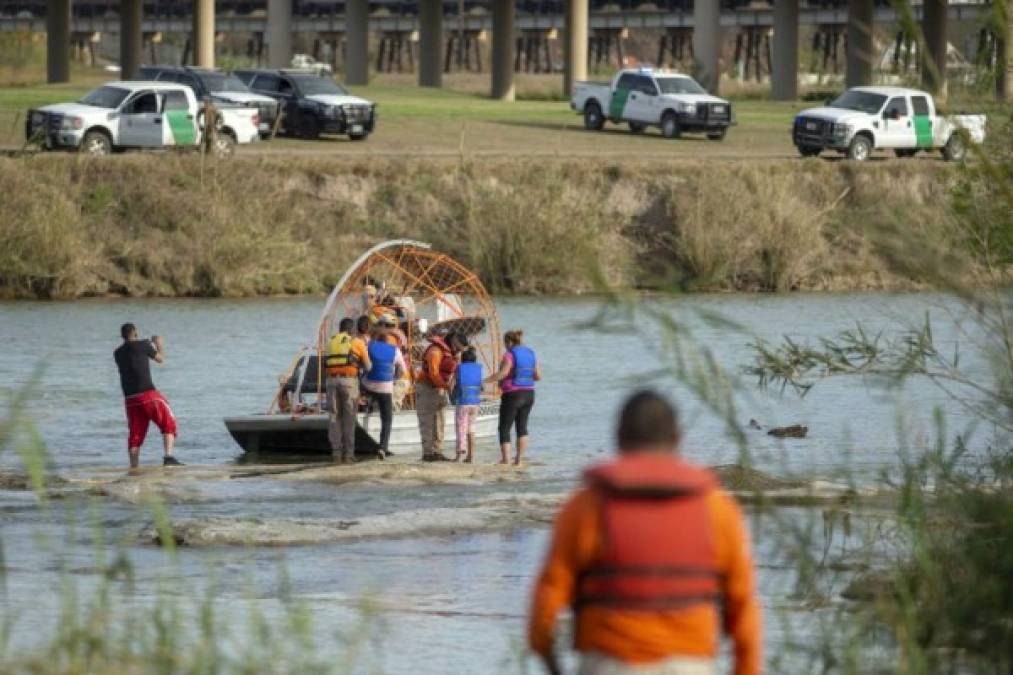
[292,76,348,96]
[200,73,251,93]
[79,86,130,109]
[656,77,706,95]
[830,90,888,114]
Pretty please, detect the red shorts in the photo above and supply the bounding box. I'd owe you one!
[124,390,178,449]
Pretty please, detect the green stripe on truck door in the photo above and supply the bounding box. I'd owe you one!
[914,115,932,148]
[164,110,196,146]
[609,88,631,121]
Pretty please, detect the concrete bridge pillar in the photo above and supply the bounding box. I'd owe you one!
[345,0,368,84]
[772,0,799,100]
[267,0,292,69]
[192,0,215,68]
[47,0,71,83]
[419,0,443,87]
[491,0,516,100]
[693,0,721,93]
[921,0,947,96]
[846,0,874,87]
[563,0,588,96]
[120,0,142,79]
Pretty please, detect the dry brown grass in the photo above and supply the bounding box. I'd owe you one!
[0,154,984,299]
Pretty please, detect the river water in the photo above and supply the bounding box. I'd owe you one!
[0,293,987,672]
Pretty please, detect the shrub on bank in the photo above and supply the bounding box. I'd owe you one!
[0,155,992,299]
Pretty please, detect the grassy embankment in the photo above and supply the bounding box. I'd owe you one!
[0,153,995,299]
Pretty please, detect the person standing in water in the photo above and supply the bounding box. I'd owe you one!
[363,317,406,460]
[113,323,181,468]
[528,390,761,675]
[449,347,483,463]
[486,329,539,466]
[325,317,370,464]
[416,331,464,462]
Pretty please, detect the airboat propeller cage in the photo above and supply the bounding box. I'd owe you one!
[308,239,503,400]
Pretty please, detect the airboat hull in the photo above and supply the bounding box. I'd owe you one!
[224,403,501,455]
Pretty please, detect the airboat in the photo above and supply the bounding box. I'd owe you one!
[224,240,502,456]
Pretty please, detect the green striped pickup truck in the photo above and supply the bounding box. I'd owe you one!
[792,86,986,161]
[27,81,261,157]
[571,68,733,140]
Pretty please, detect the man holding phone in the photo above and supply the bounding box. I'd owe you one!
[113,323,182,468]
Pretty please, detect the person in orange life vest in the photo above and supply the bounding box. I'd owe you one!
[528,390,762,675]
[448,346,483,463]
[416,331,467,462]
[114,323,180,469]
[486,329,540,466]
[325,317,371,464]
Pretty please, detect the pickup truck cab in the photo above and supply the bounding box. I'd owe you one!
[571,68,733,140]
[138,65,280,137]
[234,68,376,141]
[792,86,986,161]
[26,81,261,156]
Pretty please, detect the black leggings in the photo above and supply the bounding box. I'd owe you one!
[499,390,535,445]
[367,391,393,452]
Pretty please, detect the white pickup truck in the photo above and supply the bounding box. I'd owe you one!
[571,68,733,140]
[792,86,986,161]
[26,81,261,156]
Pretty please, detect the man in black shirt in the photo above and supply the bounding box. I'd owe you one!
[114,323,182,468]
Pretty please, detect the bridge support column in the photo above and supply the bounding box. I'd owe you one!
[846,0,874,87]
[921,0,947,96]
[419,0,443,87]
[693,0,721,93]
[120,0,142,79]
[491,0,515,100]
[192,0,214,68]
[772,0,799,100]
[345,0,368,84]
[47,0,71,83]
[563,0,588,96]
[267,0,292,69]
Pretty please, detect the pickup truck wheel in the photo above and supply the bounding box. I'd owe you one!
[300,115,321,140]
[942,134,966,162]
[661,112,680,139]
[584,103,605,131]
[706,129,727,141]
[80,130,111,156]
[628,122,646,134]
[895,149,919,158]
[797,145,822,158]
[847,135,872,161]
[348,131,368,141]
[211,132,236,158]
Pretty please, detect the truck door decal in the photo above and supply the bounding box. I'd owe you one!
[911,96,933,148]
[610,88,631,121]
[165,110,196,145]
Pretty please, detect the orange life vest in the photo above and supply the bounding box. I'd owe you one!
[576,454,721,613]
[422,337,456,387]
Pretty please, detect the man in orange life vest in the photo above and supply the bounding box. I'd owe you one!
[415,331,465,462]
[528,390,761,675]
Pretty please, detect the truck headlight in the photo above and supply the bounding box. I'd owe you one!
[678,102,696,115]
[832,123,852,137]
[61,116,83,130]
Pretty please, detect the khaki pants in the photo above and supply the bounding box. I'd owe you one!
[415,381,447,456]
[327,376,359,460]
[579,653,716,675]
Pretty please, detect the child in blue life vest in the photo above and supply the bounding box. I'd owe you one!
[450,347,482,462]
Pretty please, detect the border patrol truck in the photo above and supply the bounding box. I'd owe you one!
[792,86,986,161]
[571,68,733,140]
[26,81,261,156]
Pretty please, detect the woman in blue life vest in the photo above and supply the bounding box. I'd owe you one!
[485,330,540,466]
[449,347,483,463]
[362,322,406,460]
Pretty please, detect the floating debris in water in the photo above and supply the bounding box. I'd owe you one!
[768,425,809,438]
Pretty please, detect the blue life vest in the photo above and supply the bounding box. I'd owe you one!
[454,362,483,405]
[509,346,537,389]
[366,341,397,383]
